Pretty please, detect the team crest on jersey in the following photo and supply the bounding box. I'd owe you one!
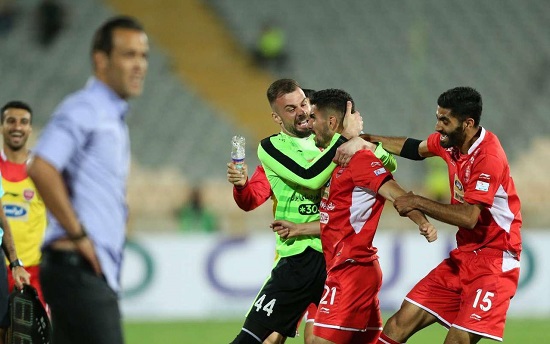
[320,211,329,224]
[23,189,35,201]
[453,175,464,203]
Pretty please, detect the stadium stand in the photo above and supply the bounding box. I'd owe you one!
[1,0,549,229]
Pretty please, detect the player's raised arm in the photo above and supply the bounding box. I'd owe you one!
[360,134,434,160]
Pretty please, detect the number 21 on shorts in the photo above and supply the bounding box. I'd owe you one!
[254,294,276,316]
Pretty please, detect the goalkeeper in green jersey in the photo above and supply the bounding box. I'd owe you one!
[230,79,396,344]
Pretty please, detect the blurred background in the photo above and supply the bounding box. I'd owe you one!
[1,0,549,341]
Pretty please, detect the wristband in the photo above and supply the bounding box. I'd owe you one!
[68,225,88,241]
[9,259,24,270]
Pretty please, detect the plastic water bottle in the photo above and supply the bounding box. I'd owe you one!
[231,135,246,169]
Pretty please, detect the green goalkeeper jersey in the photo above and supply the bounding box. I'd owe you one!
[258,132,397,259]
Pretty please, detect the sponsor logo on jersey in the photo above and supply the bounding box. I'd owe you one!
[298,203,319,215]
[373,167,387,176]
[475,181,490,192]
[371,161,382,167]
[23,189,35,201]
[335,168,345,178]
[454,179,463,191]
[479,173,491,180]
[453,175,464,203]
[3,204,28,218]
[320,201,335,211]
[469,313,482,321]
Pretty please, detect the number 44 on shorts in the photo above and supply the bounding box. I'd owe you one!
[254,294,276,316]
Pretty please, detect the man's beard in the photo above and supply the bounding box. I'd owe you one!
[440,126,465,148]
[5,141,26,151]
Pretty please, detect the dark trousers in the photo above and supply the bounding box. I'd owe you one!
[40,249,124,344]
[0,251,8,329]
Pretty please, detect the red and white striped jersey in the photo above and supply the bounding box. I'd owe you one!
[427,128,522,257]
[319,149,392,271]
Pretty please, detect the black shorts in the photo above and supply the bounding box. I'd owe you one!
[245,247,326,338]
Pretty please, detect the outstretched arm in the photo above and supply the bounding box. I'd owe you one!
[361,134,434,159]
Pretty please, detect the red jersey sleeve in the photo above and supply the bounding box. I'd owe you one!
[463,154,504,208]
[349,150,393,192]
[426,132,445,157]
[233,165,272,211]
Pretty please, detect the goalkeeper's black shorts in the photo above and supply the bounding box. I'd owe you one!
[244,246,326,338]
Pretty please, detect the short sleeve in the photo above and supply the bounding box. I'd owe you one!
[350,150,393,192]
[34,101,96,172]
[463,154,505,207]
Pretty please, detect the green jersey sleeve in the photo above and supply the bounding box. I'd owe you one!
[258,133,347,190]
[374,142,397,173]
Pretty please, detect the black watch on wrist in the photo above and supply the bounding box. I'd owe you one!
[9,259,24,270]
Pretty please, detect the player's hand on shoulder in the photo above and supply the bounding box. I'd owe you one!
[334,137,369,167]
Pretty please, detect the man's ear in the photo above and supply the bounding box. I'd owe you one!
[464,118,475,129]
[329,115,339,131]
[272,112,282,125]
[93,51,109,73]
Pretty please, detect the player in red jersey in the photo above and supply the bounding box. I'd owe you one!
[349,87,522,344]
[270,89,436,344]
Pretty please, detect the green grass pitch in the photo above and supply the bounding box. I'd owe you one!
[124,316,549,343]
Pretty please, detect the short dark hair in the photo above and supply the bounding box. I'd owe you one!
[266,78,302,105]
[310,88,354,123]
[437,87,482,126]
[91,15,144,57]
[1,101,33,123]
[302,88,316,99]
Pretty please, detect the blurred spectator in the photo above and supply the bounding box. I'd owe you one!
[35,0,65,47]
[424,157,449,203]
[176,186,219,233]
[252,21,288,72]
[0,1,17,36]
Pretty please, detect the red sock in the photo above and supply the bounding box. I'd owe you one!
[377,332,402,344]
